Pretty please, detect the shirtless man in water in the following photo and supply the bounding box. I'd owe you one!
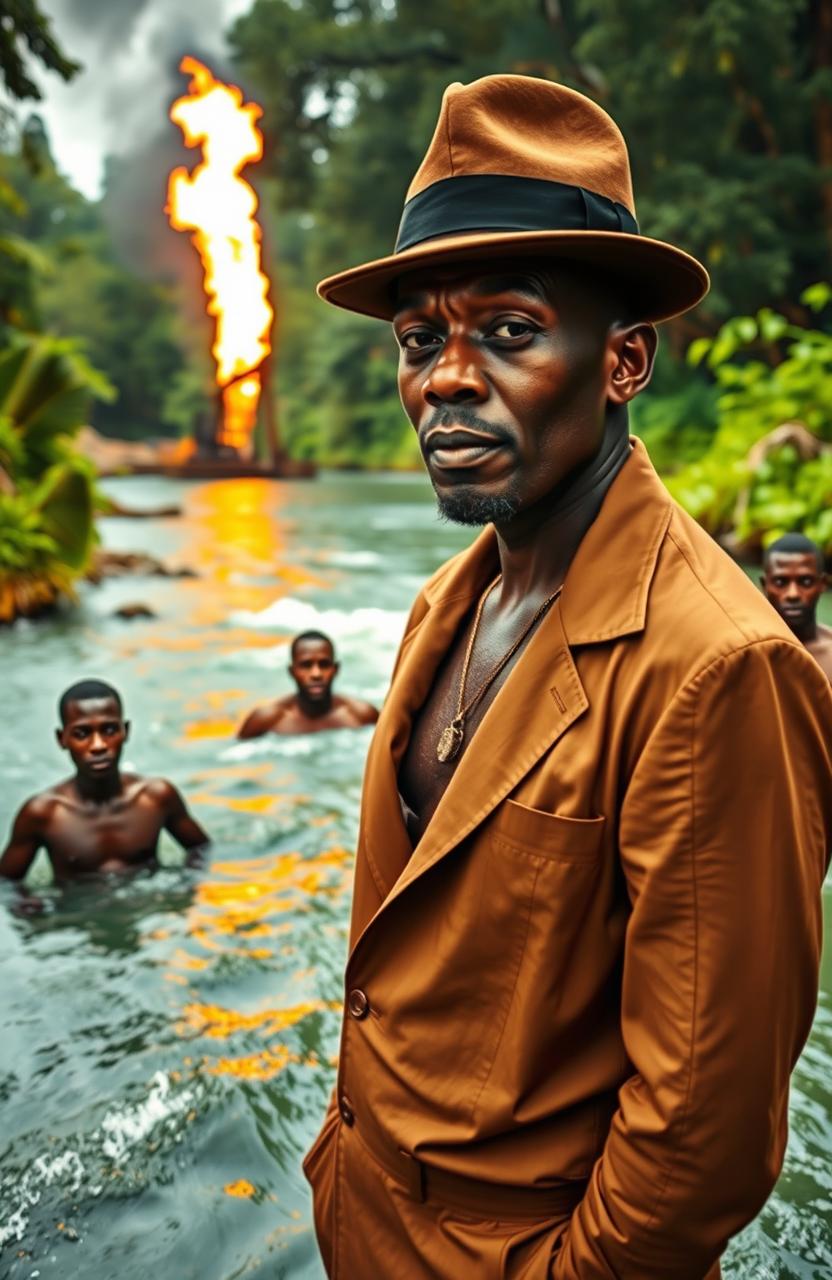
[237,630,378,738]
[761,533,832,682]
[0,679,209,883]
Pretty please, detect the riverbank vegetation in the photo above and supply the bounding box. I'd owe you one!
[0,331,110,620]
[0,0,830,558]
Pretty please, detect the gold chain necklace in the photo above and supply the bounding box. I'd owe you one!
[436,574,564,763]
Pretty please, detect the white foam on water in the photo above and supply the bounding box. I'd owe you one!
[100,1071,194,1162]
[230,597,407,648]
[222,735,317,760]
[327,550,382,568]
[0,1150,84,1247]
[0,1073,194,1248]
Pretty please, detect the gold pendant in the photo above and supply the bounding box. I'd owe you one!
[437,721,463,763]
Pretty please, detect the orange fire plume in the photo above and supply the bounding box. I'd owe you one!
[166,57,273,453]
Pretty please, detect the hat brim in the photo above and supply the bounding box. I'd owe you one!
[317,229,709,324]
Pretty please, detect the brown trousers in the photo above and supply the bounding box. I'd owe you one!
[304,1111,722,1280]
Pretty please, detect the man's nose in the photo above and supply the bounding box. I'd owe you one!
[90,734,107,753]
[423,338,488,407]
[784,582,801,599]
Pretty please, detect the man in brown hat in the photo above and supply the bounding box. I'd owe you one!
[303,76,832,1279]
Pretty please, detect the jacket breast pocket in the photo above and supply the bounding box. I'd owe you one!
[491,798,606,862]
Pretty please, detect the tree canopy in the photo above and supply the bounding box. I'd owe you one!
[224,0,832,492]
[0,0,80,102]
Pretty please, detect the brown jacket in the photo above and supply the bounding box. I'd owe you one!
[306,441,832,1278]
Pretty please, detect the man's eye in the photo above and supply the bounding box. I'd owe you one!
[799,578,815,587]
[401,330,441,351]
[490,319,536,340]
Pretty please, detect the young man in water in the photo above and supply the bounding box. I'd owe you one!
[237,630,378,738]
[0,679,209,883]
[302,76,832,1280]
[761,533,832,682]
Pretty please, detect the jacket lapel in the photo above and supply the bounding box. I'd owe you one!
[383,602,588,909]
[357,539,494,903]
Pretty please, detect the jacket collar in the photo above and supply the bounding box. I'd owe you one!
[421,438,673,647]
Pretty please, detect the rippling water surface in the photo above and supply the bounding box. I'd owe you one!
[0,472,829,1280]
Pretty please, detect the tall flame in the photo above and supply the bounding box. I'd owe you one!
[166,57,273,453]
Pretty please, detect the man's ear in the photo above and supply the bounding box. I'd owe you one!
[606,322,658,406]
[759,575,767,590]
[123,720,131,741]
[55,728,65,750]
[333,662,341,677]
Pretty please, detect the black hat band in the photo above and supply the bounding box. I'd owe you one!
[395,173,639,254]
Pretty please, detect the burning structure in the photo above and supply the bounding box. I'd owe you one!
[166,57,281,468]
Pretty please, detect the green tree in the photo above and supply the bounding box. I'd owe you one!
[229,0,831,467]
[558,0,832,323]
[0,0,80,102]
[0,118,191,437]
[667,284,832,553]
[0,330,113,622]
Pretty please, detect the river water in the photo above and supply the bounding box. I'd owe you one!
[0,472,829,1280]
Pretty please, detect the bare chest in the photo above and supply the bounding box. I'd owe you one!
[44,795,164,874]
[398,605,549,842]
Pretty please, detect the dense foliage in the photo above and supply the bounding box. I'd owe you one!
[666,285,832,552]
[225,0,832,487]
[0,0,80,104]
[0,331,110,621]
[0,118,193,439]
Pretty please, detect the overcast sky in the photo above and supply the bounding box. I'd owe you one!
[18,0,253,198]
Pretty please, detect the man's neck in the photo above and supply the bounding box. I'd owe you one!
[296,692,334,719]
[493,422,631,605]
[74,771,124,804]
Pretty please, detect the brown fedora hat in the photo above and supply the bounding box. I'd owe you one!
[317,74,709,323]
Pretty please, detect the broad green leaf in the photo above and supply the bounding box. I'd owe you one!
[31,463,95,571]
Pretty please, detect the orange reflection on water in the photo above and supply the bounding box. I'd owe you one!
[207,1044,295,1081]
[186,791,291,814]
[191,479,281,576]
[190,763,275,781]
[177,998,330,1040]
[182,718,241,741]
[184,689,250,711]
[224,1179,257,1198]
[189,927,274,960]
[170,948,210,972]
[166,842,353,996]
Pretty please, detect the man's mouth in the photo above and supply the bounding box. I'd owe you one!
[424,427,507,471]
[88,758,115,770]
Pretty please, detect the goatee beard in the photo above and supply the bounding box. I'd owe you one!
[436,489,521,526]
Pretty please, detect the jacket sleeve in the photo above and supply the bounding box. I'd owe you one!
[552,638,832,1279]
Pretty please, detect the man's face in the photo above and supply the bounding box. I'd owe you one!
[393,263,619,525]
[290,640,338,702]
[761,552,826,630]
[57,697,128,779]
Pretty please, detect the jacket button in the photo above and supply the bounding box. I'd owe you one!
[348,988,370,1020]
[339,1096,354,1126]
